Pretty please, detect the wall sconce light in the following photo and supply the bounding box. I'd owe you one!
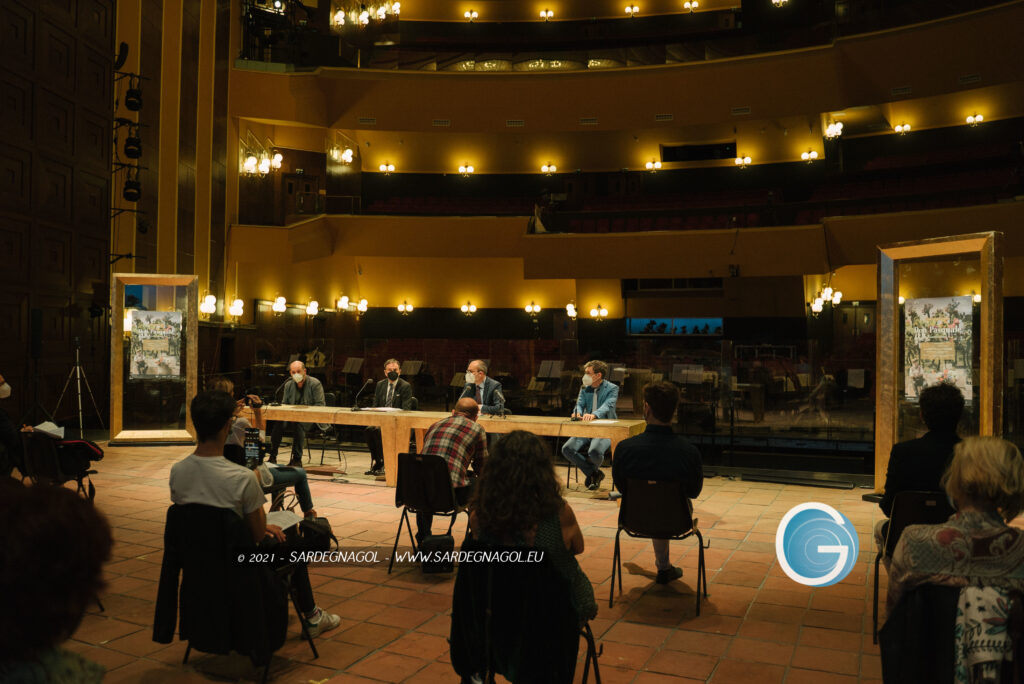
[645,160,662,172]
[972,293,982,303]
[460,301,477,315]
[966,113,984,126]
[200,294,217,317]
[340,148,353,163]
[772,0,788,6]
[243,155,258,174]
[337,294,350,309]
[801,150,819,162]
[808,280,842,316]
[332,9,345,25]
[625,4,639,16]
[376,6,386,19]
[270,152,283,170]
[272,296,287,314]
[359,9,370,24]
[894,123,911,134]
[357,298,368,313]
[566,303,577,319]
[540,9,553,20]
[305,300,319,317]
[392,2,401,15]
[397,300,413,314]
[734,155,752,168]
[824,121,844,139]
[525,302,541,316]
[589,304,609,319]
[459,163,475,177]
[464,9,478,21]
[684,0,698,11]
[541,162,557,175]
[228,298,244,318]
[379,162,395,174]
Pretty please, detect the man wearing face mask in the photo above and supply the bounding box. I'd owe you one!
[561,360,619,490]
[612,382,703,584]
[0,373,19,477]
[364,358,413,476]
[267,360,325,466]
[459,360,505,416]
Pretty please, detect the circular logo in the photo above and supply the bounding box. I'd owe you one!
[775,502,859,587]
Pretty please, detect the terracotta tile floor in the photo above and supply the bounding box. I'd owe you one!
[64,445,891,683]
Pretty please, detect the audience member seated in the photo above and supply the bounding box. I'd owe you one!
[875,383,964,554]
[562,360,619,490]
[169,390,340,637]
[416,398,487,543]
[612,381,704,585]
[886,436,1024,679]
[365,358,413,477]
[0,477,112,682]
[209,377,318,519]
[469,430,597,624]
[267,361,325,466]
[0,372,20,477]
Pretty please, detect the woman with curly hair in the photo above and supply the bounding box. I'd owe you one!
[469,430,597,623]
[0,478,113,682]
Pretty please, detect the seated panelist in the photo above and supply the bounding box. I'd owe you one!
[364,358,413,477]
[460,359,505,416]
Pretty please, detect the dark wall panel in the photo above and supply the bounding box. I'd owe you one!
[0,0,113,426]
[176,0,200,276]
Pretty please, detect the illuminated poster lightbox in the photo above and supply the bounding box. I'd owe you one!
[903,295,973,401]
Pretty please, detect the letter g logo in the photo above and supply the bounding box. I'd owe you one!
[775,502,858,587]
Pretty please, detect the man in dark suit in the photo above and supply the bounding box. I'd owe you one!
[365,358,413,476]
[460,359,504,416]
[612,381,702,585]
[875,382,964,551]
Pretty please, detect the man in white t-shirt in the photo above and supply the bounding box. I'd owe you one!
[169,391,340,637]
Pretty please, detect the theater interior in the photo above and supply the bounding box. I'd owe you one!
[2,0,1024,680]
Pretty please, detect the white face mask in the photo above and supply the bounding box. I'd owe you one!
[292,372,304,383]
[581,373,594,387]
[0,383,9,399]
[465,371,477,385]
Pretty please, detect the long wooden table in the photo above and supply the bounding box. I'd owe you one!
[255,405,646,486]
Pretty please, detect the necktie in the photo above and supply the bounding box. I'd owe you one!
[386,383,394,407]
[476,385,483,405]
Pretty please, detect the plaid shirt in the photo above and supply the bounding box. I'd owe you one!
[421,414,487,487]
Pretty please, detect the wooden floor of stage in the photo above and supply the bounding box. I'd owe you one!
[55,443,896,683]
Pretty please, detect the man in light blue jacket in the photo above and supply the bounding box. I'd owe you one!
[562,360,619,490]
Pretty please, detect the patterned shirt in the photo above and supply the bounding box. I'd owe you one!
[887,510,1024,612]
[421,414,487,487]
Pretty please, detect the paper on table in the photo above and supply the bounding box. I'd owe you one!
[586,419,619,425]
[267,510,302,530]
[363,406,403,412]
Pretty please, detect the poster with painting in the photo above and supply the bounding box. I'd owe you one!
[903,295,973,400]
[129,311,183,379]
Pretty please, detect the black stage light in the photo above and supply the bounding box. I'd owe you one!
[113,42,129,70]
[123,178,141,202]
[125,81,143,111]
[124,136,142,158]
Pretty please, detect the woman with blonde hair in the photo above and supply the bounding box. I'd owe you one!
[888,435,1024,611]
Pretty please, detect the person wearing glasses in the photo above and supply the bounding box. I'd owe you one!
[460,360,505,416]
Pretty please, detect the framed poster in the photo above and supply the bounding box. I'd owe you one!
[129,311,184,379]
[903,296,973,400]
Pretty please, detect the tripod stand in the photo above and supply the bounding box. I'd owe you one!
[54,337,105,440]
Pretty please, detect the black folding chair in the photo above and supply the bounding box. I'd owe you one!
[388,452,466,574]
[451,537,602,684]
[20,432,98,500]
[872,490,954,643]
[610,479,709,615]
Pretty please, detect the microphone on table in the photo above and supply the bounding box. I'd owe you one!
[350,378,374,410]
[494,389,510,418]
[269,379,289,406]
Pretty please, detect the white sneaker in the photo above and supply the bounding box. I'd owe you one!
[305,608,341,637]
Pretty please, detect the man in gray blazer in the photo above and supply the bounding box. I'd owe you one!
[459,359,505,415]
[365,358,413,476]
[268,360,325,466]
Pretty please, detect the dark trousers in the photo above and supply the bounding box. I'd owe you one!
[290,562,316,613]
[267,421,308,464]
[416,482,474,541]
[365,426,384,470]
[0,408,20,477]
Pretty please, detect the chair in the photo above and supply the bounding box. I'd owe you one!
[610,479,709,615]
[223,444,297,513]
[388,452,466,574]
[450,536,602,683]
[872,490,955,643]
[154,504,317,683]
[20,432,99,500]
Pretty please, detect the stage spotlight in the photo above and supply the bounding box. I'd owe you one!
[125,81,143,111]
[123,178,141,202]
[124,136,142,158]
[113,42,129,70]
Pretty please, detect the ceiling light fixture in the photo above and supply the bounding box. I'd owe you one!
[824,121,844,139]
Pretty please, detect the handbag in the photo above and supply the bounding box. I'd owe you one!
[419,533,455,574]
[286,516,337,552]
